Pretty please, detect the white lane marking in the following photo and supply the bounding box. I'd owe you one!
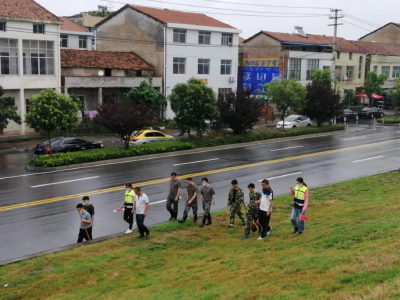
[270,146,303,152]
[396,131,400,134]
[151,197,182,205]
[173,158,219,166]
[353,156,383,163]
[343,136,366,141]
[31,176,99,188]
[258,172,302,181]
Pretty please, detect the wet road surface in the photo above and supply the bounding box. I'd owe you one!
[1,123,400,263]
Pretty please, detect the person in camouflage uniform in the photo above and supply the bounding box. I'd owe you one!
[242,183,262,239]
[227,179,246,228]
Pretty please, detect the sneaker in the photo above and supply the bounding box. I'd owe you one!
[125,229,133,234]
[228,224,234,228]
[178,219,185,223]
[171,218,177,221]
[145,233,150,239]
[199,224,205,228]
[169,217,174,222]
[241,235,249,240]
[136,235,145,239]
[292,227,299,234]
[298,231,303,235]
[257,236,263,240]
[267,227,273,236]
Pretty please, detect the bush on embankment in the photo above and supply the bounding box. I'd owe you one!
[377,118,400,124]
[28,125,345,168]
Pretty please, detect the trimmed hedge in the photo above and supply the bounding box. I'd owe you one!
[28,141,194,168]
[28,125,344,168]
[186,125,345,148]
[377,118,400,124]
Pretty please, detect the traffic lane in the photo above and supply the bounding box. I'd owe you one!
[1,132,399,207]
[0,145,398,263]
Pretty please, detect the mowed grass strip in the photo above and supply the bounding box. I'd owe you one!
[2,172,400,300]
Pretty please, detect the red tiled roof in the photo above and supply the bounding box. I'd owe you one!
[60,17,89,32]
[96,4,235,29]
[61,49,154,70]
[349,41,400,56]
[0,0,60,22]
[262,31,334,45]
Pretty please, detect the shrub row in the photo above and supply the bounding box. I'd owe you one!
[185,125,345,148]
[28,125,345,168]
[28,141,194,168]
[377,118,400,124]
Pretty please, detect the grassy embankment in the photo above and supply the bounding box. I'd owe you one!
[2,172,400,299]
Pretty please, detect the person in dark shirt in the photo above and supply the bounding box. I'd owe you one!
[82,196,95,227]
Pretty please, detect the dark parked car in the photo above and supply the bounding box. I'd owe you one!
[336,109,358,121]
[35,137,103,155]
[358,107,385,119]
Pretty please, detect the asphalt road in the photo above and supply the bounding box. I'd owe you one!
[1,122,400,263]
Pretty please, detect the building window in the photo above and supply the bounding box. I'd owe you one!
[335,65,342,79]
[60,34,68,48]
[0,38,18,75]
[358,56,363,79]
[198,59,210,75]
[173,29,186,43]
[373,66,378,73]
[382,66,390,77]
[393,67,400,78]
[79,36,87,49]
[306,59,319,80]
[0,22,6,32]
[289,58,301,80]
[26,99,32,113]
[173,57,186,74]
[221,33,233,46]
[23,40,55,75]
[199,31,211,45]
[218,88,232,96]
[323,66,330,70]
[346,66,354,79]
[337,51,340,59]
[33,24,45,34]
[221,60,232,75]
[349,53,353,60]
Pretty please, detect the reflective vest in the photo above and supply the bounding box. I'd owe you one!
[293,185,308,209]
[125,190,134,203]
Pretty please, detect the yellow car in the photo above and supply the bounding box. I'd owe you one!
[128,130,174,145]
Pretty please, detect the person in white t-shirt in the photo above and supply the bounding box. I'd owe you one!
[133,187,150,239]
[258,179,274,240]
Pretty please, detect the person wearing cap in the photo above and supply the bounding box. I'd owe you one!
[122,183,135,234]
[290,177,309,235]
[258,179,274,240]
[227,179,246,228]
[76,203,92,243]
[166,172,182,221]
[199,177,216,228]
[179,177,199,223]
[82,196,95,227]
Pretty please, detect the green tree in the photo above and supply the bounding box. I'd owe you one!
[364,72,388,106]
[25,89,79,156]
[125,80,166,120]
[311,69,331,85]
[259,79,306,129]
[169,78,219,136]
[391,79,400,118]
[0,85,22,133]
[217,89,262,134]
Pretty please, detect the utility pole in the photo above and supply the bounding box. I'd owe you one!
[328,9,344,89]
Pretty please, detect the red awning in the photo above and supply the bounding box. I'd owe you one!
[371,94,384,99]
[355,93,367,97]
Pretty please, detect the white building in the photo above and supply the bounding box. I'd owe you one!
[95,5,242,118]
[0,0,62,135]
[59,17,93,51]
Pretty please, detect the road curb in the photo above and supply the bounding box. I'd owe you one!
[25,130,346,172]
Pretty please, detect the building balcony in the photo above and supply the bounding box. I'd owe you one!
[63,76,162,89]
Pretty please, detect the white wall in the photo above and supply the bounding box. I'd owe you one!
[0,20,61,134]
[60,30,93,50]
[165,24,241,119]
[288,51,332,85]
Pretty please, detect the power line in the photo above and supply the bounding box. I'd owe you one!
[198,0,333,10]
[101,0,330,17]
[342,13,381,28]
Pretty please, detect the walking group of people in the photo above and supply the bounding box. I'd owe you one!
[76,172,309,242]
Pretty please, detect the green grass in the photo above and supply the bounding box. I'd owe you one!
[3,171,400,300]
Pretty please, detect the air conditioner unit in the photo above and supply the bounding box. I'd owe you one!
[229,77,236,83]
